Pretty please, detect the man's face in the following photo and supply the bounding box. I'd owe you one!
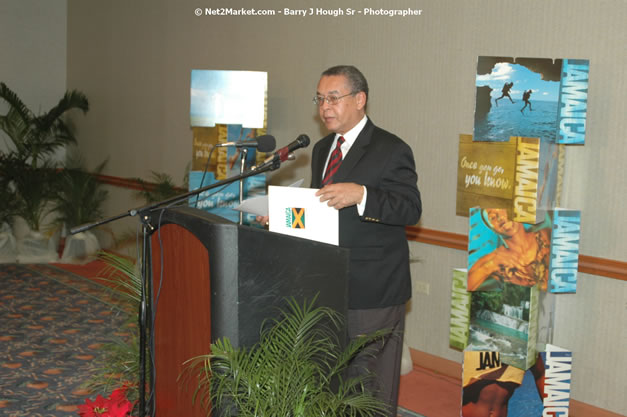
[316,75,366,135]
[486,208,516,237]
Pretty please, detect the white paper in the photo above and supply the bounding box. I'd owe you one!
[234,195,268,216]
[234,179,305,216]
[268,185,338,246]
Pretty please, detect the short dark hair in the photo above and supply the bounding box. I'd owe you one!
[321,65,369,102]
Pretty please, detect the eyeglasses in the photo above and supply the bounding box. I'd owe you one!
[312,92,355,106]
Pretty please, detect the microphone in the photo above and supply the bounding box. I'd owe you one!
[216,135,276,153]
[263,134,311,164]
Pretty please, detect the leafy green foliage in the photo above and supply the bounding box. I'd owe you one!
[52,158,109,229]
[470,289,502,317]
[86,330,141,403]
[134,171,185,203]
[95,251,142,306]
[0,82,88,168]
[501,282,529,306]
[1,156,58,231]
[0,82,92,232]
[83,252,144,410]
[470,282,531,319]
[0,154,20,225]
[186,297,389,417]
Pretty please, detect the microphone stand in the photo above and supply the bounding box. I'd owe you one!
[70,157,284,417]
[238,148,248,225]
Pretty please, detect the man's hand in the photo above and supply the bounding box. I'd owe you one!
[315,183,364,210]
[255,215,269,227]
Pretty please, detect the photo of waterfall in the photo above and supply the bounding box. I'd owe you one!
[467,282,538,370]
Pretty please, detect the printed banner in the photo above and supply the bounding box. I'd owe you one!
[474,56,589,145]
[548,210,581,293]
[467,207,580,293]
[466,281,539,370]
[462,351,525,416]
[449,268,472,351]
[190,69,267,129]
[456,134,560,225]
[188,170,265,225]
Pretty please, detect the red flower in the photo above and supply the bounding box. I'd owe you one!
[78,394,109,417]
[109,386,130,404]
[78,386,135,417]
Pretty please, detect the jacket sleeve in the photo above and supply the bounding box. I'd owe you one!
[361,140,422,226]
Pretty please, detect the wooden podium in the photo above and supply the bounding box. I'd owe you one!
[149,207,349,416]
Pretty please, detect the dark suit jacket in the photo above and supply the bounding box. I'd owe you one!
[311,119,422,309]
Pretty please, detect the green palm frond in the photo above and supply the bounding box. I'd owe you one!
[39,89,89,128]
[0,153,20,225]
[133,171,183,203]
[51,158,109,228]
[3,158,57,231]
[1,83,91,231]
[83,324,142,404]
[186,297,389,417]
[0,109,31,155]
[0,84,33,157]
[0,82,33,128]
[83,251,143,409]
[94,251,142,306]
[0,82,89,167]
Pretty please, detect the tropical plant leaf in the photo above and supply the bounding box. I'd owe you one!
[3,158,57,231]
[0,107,31,154]
[133,171,184,203]
[0,83,88,167]
[0,153,20,224]
[51,157,109,228]
[82,325,142,406]
[0,83,33,150]
[93,251,142,306]
[81,251,143,414]
[187,297,390,417]
[0,83,91,230]
[39,89,89,129]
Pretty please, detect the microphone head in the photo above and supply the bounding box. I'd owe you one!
[256,135,276,152]
[297,134,311,147]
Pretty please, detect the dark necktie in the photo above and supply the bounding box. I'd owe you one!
[322,136,345,186]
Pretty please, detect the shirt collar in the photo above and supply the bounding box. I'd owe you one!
[335,115,368,147]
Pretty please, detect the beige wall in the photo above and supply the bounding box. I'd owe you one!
[65,0,626,414]
[0,0,67,153]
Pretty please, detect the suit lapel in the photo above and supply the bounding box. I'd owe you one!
[332,119,374,183]
[312,134,334,188]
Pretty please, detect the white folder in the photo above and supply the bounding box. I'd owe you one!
[268,185,338,246]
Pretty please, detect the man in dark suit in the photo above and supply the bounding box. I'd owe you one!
[312,65,422,417]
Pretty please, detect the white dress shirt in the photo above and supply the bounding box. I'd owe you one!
[322,115,368,214]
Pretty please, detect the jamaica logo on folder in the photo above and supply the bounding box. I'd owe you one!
[285,207,305,229]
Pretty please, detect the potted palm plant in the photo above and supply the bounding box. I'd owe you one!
[52,157,109,261]
[0,82,89,261]
[0,82,89,169]
[82,251,143,413]
[186,297,389,417]
[3,155,60,262]
[0,154,19,262]
[134,171,187,203]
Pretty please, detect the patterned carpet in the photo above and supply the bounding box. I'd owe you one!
[0,263,131,416]
[0,262,425,417]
